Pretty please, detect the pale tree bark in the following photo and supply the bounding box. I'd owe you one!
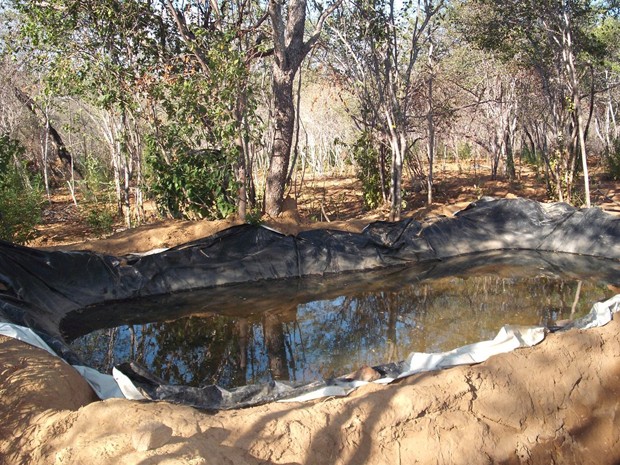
[561,7,590,207]
[234,94,251,221]
[92,108,133,227]
[386,112,407,221]
[390,0,443,220]
[471,60,519,182]
[41,105,51,199]
[522,3,592,205]
[383,0,443,220]
[496,80,518,180]
[327,0,441,219]
[504,115,518,179]
[426,32,436,205]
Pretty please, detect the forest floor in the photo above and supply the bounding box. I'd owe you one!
[27,160,620,253]
[2,161,620,465]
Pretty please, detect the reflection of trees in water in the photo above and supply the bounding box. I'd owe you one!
[262,307,295,382]
[144,316,242,386]
[71,274,609,389]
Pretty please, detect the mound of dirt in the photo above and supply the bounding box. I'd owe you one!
[0,335,98,464]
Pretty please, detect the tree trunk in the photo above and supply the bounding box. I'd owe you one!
[388,130,405,222]
[235,78,256,221]
[575,104,591,207]
[237,164,247,220]
[265,69,296,217]
[41,115,51,199]
[14,86,82,179]
[234,318,249,387]
[562,9,590,207]
[379,144,389,203]
[426,31,436,205]
[263,0,342,217]
[426,75,435,205]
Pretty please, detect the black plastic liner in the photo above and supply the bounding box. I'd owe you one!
[1,197,619,409]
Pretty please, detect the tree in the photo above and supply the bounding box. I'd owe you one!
[591,15,620,179]
[455,0,611,205]
[263,0,343,217]
[446,49,521,180]
[8,0,258,222]
[327,0,444,220]
[0,133,43,243]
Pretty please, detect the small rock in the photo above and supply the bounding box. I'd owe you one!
[131,421,173,452]
[341,365,382,382]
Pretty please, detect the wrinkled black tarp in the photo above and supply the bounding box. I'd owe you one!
[1,197,619,409]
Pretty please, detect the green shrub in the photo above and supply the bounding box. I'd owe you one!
[521,147,542,167]
[79,152,116,204]
[74,152,119,236]
[456,142,473,160]
[352,132,386,210]
[146,136,237,220]
[84,205,116,237]
[0,134,43,244]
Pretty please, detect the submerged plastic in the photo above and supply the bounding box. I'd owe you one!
[1,198,619,409]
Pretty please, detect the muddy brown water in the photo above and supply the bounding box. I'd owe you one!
[64,251,620,390]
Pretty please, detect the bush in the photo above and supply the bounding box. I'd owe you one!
[456,142,473,160]
[79,152,116,204]
[146,139,237,220]
[352,132,386,210]
[84,205,117,237]
[0,134,43,244]
[605,137,620,181]
[521,147,542,167]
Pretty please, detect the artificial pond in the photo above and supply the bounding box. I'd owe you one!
[66,251,618,390]
[1,197,619,409]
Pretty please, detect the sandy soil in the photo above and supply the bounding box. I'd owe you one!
[2,316,620,465]
[3,168,620,465]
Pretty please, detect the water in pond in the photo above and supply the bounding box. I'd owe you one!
[66,252,619,390]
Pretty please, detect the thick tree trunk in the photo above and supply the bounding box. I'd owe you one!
[265,69,295,217]
[264,0,342,217]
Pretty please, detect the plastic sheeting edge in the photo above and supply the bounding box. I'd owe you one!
[279,293,620,403]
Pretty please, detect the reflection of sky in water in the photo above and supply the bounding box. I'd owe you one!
[70,274,611,390]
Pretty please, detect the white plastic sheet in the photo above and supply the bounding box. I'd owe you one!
[396,325,546,379]
[73,365,125,399]
[568,294,620,330]
[113,367,147,400]
[0,322,58,357]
